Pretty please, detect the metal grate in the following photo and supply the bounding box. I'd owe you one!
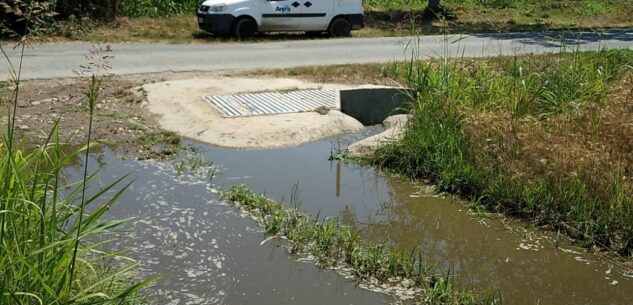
[204,89,338,118]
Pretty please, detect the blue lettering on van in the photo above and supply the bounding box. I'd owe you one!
[275,6,291,13]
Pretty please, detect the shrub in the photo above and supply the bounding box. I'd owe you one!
[55,0,120,21]
[119,0,200,17]
[1,0,120,37]
[0,0,57,36]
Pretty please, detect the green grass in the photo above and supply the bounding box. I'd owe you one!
[0,43,151,305]
[368,48,633,256]
[35,0,632,43]
[221,184,501,305]
[365,0,633,33]
[172,145,216,179]
[368,0,623,15]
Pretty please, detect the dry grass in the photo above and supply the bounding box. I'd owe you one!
[442,0,633,32]
[368,0,633,33]
[463,77,633,251]
[465,72,633,186]
[241,63,397,85]
[363,50,633,256]
[80,17,202,43]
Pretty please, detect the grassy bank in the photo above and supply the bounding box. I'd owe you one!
[246,49,633,257]
[371,49,633,256]
[221,185,500,305]
[0,45,150,304]
[367,0,633,31]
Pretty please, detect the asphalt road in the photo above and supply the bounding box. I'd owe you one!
[2,29,633,80]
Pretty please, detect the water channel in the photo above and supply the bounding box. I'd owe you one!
[63,128,633,305]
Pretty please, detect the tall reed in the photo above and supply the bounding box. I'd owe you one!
[0,41,150,305]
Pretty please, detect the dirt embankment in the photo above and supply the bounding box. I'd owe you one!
[142,77,365,149]
[1,74,182,160]
[2,73,370,155]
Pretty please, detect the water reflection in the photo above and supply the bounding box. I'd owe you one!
[63,127,633,305]
[63,149,388,305]
[342,176,633,305]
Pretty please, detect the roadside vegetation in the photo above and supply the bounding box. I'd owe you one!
[221,184,501,305]
[380,49,633,256]
[246,48,633,257]
[2,0,631,42]
[366,0,633,31]
[0,43,151,304]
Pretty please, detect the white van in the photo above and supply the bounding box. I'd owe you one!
[196,0,364,39]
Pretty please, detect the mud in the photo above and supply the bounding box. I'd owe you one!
[1,74,178,159]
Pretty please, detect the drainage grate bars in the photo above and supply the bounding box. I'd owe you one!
[204,89,338,118]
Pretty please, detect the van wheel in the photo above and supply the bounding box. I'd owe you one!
[328,18,351,38]
[232,18,257,40]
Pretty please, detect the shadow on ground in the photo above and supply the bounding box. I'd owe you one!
[471,28,633,48]
[365,8,633,45]
[192,31,330,43]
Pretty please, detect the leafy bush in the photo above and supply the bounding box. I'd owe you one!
[120,0,200,17]
[0,0,57,36]
[55,0,119,20]
[1,0,119,37]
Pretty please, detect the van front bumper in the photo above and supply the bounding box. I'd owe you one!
[197,13,236,34]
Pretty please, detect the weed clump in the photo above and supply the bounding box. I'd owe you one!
[221,185,500,305]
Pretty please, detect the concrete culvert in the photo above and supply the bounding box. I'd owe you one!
[339,87,412,126]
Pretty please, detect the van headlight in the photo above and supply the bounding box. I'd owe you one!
[210,3,227,12]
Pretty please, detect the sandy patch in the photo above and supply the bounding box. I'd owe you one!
[143,77,365,149]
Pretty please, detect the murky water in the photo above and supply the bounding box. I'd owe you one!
[64,128,633,305]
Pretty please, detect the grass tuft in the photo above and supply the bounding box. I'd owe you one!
[221,184,501,304]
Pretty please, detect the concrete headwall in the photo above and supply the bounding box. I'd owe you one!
[339,88,412,126]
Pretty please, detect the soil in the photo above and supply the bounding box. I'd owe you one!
[0,73,202,160]
[2,72,373,156]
